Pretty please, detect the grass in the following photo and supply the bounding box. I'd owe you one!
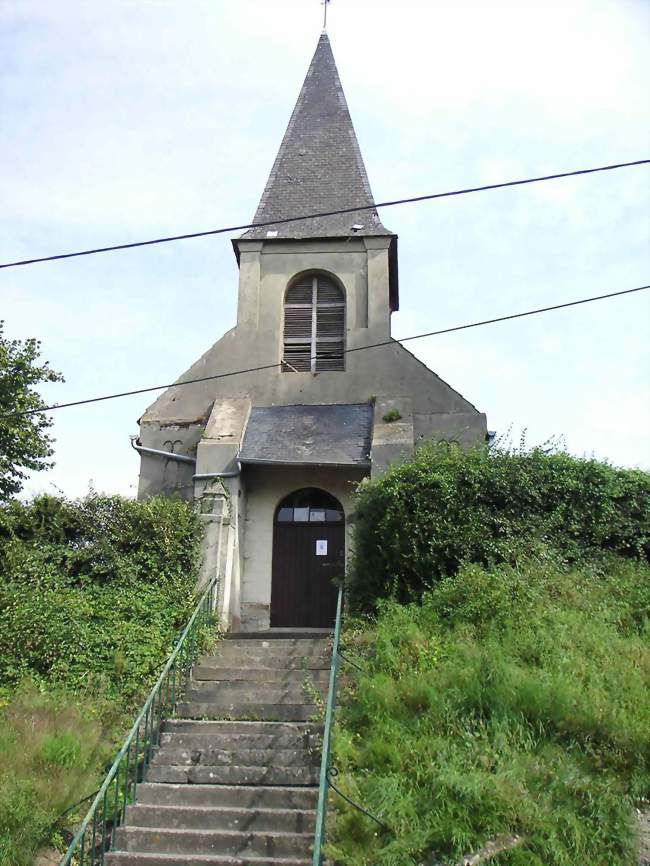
[327,554,650,865]
[0,619,220,866]
[0,622,221,866]
[0,685,126,866]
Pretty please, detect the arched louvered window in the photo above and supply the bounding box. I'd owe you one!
[282,274,345,373]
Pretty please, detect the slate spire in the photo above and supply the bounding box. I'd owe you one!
[241,33,394,240]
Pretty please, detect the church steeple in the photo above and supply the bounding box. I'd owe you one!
[241,33,394,241]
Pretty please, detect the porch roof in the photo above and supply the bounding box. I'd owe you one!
[239,403,373,468]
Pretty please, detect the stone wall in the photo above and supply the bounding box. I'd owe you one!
[236,464,365,631]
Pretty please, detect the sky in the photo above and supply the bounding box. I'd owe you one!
[1,0,649,500]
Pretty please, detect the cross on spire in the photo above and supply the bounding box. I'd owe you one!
[322,0,330,31]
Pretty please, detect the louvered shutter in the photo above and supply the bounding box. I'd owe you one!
[283,277,314,372]
[283,274,345,373]
[315,278,344,371]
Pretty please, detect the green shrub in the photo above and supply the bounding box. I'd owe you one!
[0,492,203,864]
[0,492,202,699]
[349,443,650,611]
[329,557,650,866]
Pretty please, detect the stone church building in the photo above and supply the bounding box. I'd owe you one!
[134,33,487,632]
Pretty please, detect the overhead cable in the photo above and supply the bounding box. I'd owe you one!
[0,159,648,270]
[3,283,648,419]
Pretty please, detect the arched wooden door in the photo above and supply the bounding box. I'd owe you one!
[270,488,344,628]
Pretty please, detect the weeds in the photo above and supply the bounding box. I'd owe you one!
[327,556,650,865]
[0,685,125,866]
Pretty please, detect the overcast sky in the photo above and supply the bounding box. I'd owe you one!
[1,0,649,499]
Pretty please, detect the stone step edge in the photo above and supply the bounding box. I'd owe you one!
[134,783,319,804]
[174,713,320,723]
[193,665,330,671]
[200,650,330,656]
[118,826,313,840]
[148,764,318,775]
[150,752,318,767]
[152,746,317,757]
[193,668,330,674]
[182,695,324,704]
[158,731,321,741]
[174,714,320,723]
[136,782,319,794]
[127,803,315,816]
[157,739,321,749]
[221,638,330,644]
[199,650,330,657]
[222,631,330,635]
[106,853,312,865]
[211,645,330,651]
[161,720,321,729]
[176,703,321,713]
[200,657,330,662]
[186,685,326,694]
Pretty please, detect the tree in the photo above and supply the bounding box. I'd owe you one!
[0,321,64,500]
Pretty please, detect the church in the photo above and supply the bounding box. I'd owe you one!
[134,33,487,632]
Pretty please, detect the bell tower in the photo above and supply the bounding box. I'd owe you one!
[232,33,398,355]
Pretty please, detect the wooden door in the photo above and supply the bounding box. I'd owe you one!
[270,489,345,628]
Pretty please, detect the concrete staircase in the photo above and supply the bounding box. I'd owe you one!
[106,631,331,866]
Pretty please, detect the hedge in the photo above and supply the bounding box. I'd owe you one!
[0,493,202,699]
[349,444,650,611]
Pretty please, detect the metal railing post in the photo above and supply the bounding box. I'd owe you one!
[312,585,343,866]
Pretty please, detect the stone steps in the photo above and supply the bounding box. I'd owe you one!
[113,826,313,856]
[223,629,330,640]
[184,685,326,703]
[106,854,311,865]
[188,678,326,695]
[158,730,321,751]
[151,747,319,768]
[193,666,331,682]
[146,763,319,786]
[177,702,319,722]
[106,632,330,865]
[218,637,329,649]
[136,783,319,811]
[161,720,322,736]
[124,804,316,833]
[199,653,330,669]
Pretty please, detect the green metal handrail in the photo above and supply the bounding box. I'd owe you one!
[312,587,390,863]
[58,575,219,866]
[312,584,343,865]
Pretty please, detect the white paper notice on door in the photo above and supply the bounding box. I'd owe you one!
[316,539,328,556]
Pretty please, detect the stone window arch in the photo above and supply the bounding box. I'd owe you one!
[282,272,345,372]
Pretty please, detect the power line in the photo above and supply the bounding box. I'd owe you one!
[3,283,648,420]
[1,159,648,270]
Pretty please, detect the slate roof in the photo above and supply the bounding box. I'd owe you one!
[239,403,373,467]
[240,33,394,241]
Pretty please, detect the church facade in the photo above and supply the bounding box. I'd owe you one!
[135,34,487,631]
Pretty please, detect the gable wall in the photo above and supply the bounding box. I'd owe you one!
[137,237,486,498]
